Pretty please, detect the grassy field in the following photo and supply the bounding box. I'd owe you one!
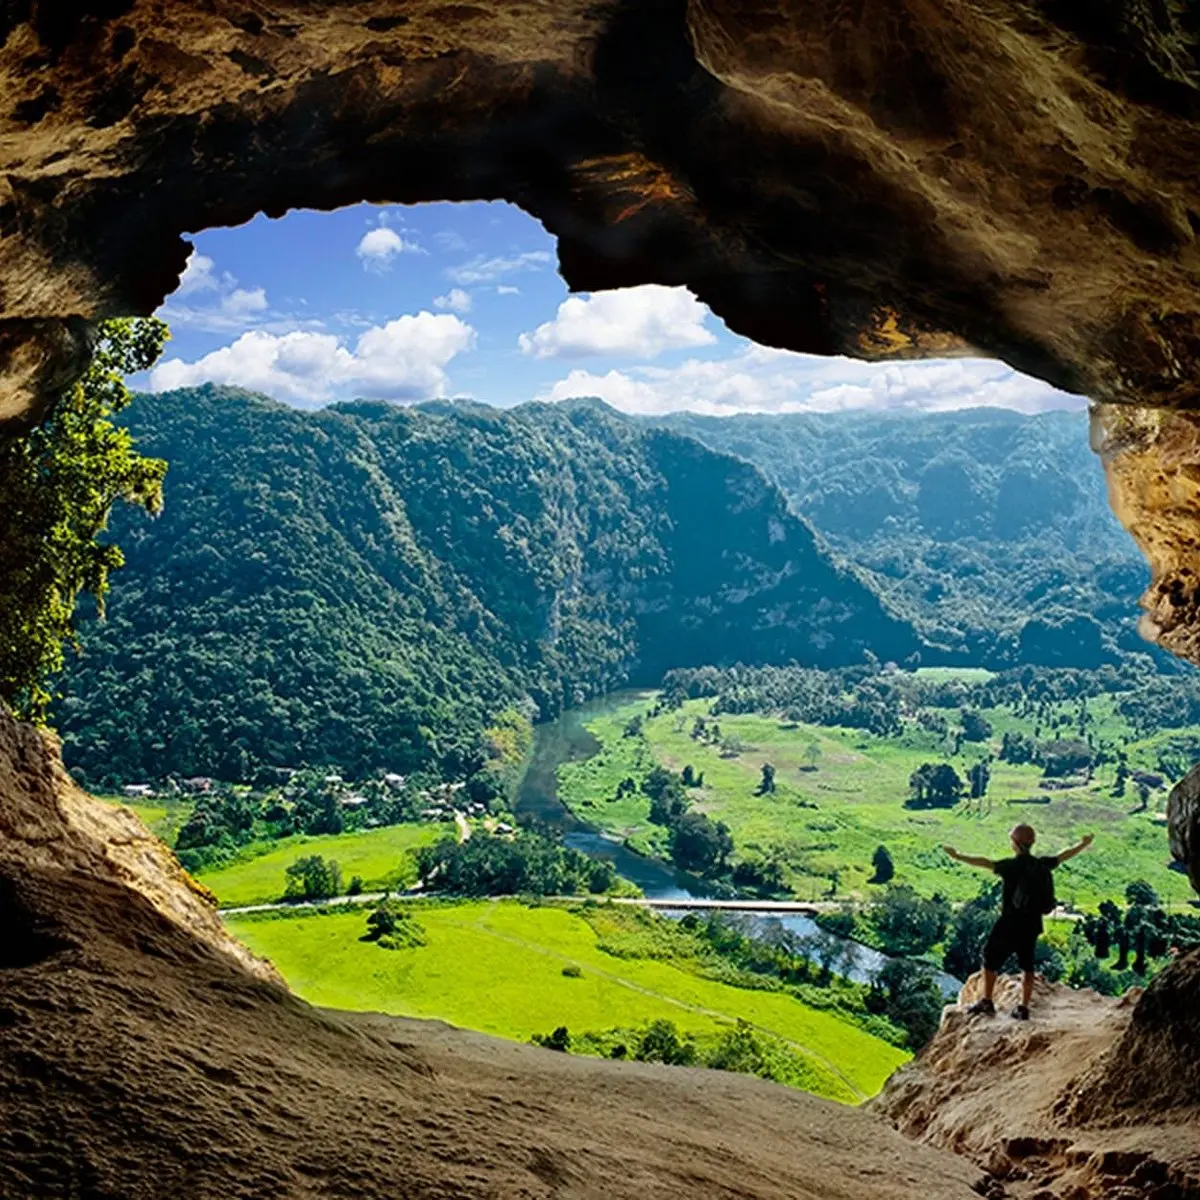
[197,823,451,907]
[557,695,1193,910]
[99,796,193,844]
[228,899,907,1103]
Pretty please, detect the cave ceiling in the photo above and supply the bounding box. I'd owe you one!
[0,0,1197,424]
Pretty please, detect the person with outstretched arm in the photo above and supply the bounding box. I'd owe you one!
[943,825,1094,1021]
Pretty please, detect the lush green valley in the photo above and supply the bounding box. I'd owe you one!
[227,899,910,1104]
[60,387,917,790]
[70,387,1200,1104]
[558,676,1194,909]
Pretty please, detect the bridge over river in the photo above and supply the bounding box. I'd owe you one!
[609,897,842,915]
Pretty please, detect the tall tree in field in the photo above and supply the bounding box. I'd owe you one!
[870,845,895,884]
[968,758,991,800]
[0,318,168,721]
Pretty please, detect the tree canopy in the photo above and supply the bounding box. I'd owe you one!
[56,387,921,785]
[0,318,168,721]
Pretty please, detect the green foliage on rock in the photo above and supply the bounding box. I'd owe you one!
[0,318,168,721]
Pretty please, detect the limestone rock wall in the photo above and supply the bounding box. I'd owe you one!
[0,704,275,982]
[873,971,1200,1199]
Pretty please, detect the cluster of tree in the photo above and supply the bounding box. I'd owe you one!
[685,714,754,760]
[864,959,945,1049]
[171,768,438,872]
[686,910,868,998]
[51,387,923,787]
[1118,677,1200,735]
[283,854,343,901]
[656,407,1171,671]
[999,731,1037,763]
[907,763,966,809]
[362,900,428,950]
[414,830,615,897]
[1076,881,1200,981]
[867,886,952,957]
[642,765,734,875]
[662,664,904,736]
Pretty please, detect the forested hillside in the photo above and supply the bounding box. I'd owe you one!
[657,409,1157,669]
[58,388,917,785]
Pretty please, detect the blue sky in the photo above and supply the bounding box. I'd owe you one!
[143,200,1084,417]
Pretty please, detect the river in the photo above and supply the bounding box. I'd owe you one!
[514,692,962,996]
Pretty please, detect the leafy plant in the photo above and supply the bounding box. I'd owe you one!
[0,318,168,720]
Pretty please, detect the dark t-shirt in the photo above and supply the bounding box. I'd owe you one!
[993,854,1059,929]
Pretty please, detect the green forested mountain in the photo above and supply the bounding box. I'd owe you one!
[656,408,1158,669]
[57,387,918,785]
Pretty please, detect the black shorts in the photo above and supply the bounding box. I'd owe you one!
[983,915,1041,973]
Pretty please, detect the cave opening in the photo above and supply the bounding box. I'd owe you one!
[34,193,1196,1015]
[3,0,1200,1191]
[3,193,1197,1196]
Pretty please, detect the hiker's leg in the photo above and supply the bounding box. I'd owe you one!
[983,968,997,1001]
[1021,970,1034,1008]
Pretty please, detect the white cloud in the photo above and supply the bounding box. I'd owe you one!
[519,285,716,360]
[221,287,269,317]
[148,312,476,409]
[160,251,282,333]
[356,226,425,271]
[176,252,219,295]
[496,285,521,296]
[434,287,472,314]
[446,250,551,285]
[540,344,1083,417]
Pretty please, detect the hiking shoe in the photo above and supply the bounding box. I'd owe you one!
[1011,1004,1030,1021]
[966,998,995,1016]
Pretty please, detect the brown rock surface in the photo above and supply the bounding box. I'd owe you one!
[0,708,988,1200]
[1093,405,1200,675]
[1,0,1198,423]
[1167,763,1200,894]
[872,972,1200,1200]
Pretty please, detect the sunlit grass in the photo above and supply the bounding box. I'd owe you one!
[558,696,1192,910]
[197,822,451,907]
[227,898,908,1103]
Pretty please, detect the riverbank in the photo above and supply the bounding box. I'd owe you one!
[511,692,962,995]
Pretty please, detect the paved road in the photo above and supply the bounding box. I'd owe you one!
[222,889,394,916]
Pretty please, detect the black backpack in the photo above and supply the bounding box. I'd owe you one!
[1011,857,1056,916]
